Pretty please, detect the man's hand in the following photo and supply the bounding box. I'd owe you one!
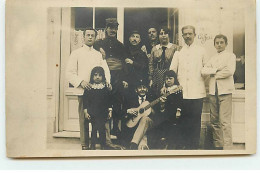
[80,80,92,90]
[106,83,112,91]
[100,48,106,60]
[176,110,181,119]
[84,111,91,120]
[122,81,128,89]
[127,108,138,116]
[141,45,148,54]
[149,80,153,87]
[160,86,167,95]
[160,96,167,103]
[125,58,134,65]
[108,110,112,120]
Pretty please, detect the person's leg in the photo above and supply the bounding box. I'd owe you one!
[110,70,123,136]
[91,122,97,150]
[219,94,233,150]
[78,96,89,149]
[209,95,223,148]
[179,99,191,149]
[131,116,154,146]
[98,122,106,150]
[105,120,113,146]
[138,135,149,150]
[190,99,203,149]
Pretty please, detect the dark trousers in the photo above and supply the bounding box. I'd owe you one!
[110,70,124,132]
[179,99,203,149]
[91,121,106,148]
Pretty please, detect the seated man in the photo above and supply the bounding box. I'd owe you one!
[122,72,183,150]
[121,79,153,149]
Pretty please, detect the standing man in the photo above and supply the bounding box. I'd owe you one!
[141,27,159,58]
[94,18,129,138]
[169,25,208,149]
[66,27,111,150]
[201,34,236,150]
[125,30,149,95]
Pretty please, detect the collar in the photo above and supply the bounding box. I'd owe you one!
[217,49,227,55]
[167,85,178,92]
[91,83,105,89]
[155,43,173,50]
[184,42,195,49]
[83,44,93,51]
[138,95,146,100]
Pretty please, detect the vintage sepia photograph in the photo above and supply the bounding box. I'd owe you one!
[6,0,256,157]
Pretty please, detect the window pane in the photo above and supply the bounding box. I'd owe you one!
[233,10,245,90]
[95,7,117,30]
[124,8,169,47]
[74,7,93,30]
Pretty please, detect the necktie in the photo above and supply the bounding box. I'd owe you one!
[162,46,167,60]
[160,46,167,69]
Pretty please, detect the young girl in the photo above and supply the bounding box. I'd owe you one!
[156,70,183,149]
[83,66,112,150]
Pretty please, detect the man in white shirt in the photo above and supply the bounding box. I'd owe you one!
[201,34,236,150]
[66,27,111,150]
[169,25,208,149]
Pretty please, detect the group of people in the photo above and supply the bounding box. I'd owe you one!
[66,18,236,150]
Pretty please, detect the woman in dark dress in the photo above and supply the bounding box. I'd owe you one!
[83,66,112,150]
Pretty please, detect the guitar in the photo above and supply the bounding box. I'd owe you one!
[126,85,183,128]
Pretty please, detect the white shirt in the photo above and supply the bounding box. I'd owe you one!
[66,45,111,95]
[138,96,146,105]
[170,43,208,99]
[201,50,236,95]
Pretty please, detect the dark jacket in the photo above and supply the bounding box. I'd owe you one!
[126,45,149,88]
[83,86,112,124]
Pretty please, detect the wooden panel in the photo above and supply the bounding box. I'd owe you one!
[47,8,61,132]
[59,7,72,131]
[68,97,79,119]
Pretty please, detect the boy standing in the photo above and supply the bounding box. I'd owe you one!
[201,34,236,150]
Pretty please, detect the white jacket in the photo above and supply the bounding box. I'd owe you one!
[170,43,208,99]
[66,45,111,95]
[201,50,236,95]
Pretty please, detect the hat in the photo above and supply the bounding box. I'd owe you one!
[136,79,148,88]
[130,30,140,36]
[106,18,119,27]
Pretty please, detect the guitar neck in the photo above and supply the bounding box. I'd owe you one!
[143,91,173,110]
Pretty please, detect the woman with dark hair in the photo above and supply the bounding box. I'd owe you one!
[83,66,112,150]
[149,26,180,98]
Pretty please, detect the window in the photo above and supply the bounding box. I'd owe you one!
[233,10,245,90]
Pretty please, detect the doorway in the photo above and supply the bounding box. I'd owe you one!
[124,8,179,47]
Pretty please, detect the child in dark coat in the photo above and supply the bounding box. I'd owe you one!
[151,70,183,149]
[83,66,112,150]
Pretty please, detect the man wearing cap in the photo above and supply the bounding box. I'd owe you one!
[121,79,154,149]
[94,18,129,138]
[125,30,149,95]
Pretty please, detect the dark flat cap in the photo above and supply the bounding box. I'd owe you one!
[136,79,149,88]
[130,30,140,36]
[106,18,119,26]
